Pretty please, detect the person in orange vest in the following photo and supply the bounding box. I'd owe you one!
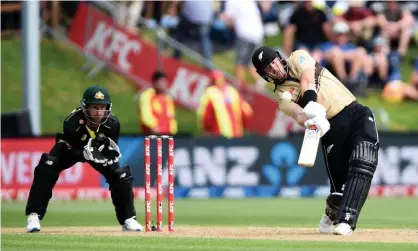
[138,71,178,135]
[197,70,253,138]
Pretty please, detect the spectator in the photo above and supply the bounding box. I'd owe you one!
[167,1,214,65]
[333,0,378,48]
[218,0,264,88]
[259,1,278,24]
[366,36,391,88]
[259,1,280,37]
[140,1,171,30]
[382,80,418,103]
[319,21,368,88]
[137,71,178,135]
[283,1,332,61]
[197,70,253,138]
[412,58,418,88]
[118,1,144,34]
[381,58,418,103]
[376,0,414,56]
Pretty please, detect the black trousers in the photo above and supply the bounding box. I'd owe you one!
[25,141,136,225]
[320,101,379,193]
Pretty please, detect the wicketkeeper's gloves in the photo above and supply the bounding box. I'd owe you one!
[96,137,122,165]
[83,137,122,166]
[83,138,107,165]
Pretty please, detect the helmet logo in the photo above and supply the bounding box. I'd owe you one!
[258,51,263,61]
[95,91,105,99]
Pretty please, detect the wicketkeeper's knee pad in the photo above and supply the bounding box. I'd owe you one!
[108,165,136,225]
[339,141,378,230]
[33,153,61,186]
[107,165,133,186]
[37,153,60,168]
[25,153,61,218]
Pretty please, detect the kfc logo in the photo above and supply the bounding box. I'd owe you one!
[84,22,141,72]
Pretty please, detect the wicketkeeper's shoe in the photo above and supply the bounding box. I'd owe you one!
[318,214,334,234]
[26,213,41,233]
[333,222,353,236]
[122,216,143,232]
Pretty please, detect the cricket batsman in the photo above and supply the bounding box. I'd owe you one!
[252,46,379,235]
[25,85,143,232]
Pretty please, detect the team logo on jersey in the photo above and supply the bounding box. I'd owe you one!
[79,119,84,125]
[299,56,305,64]
[95,91,105,99]
[81,134,87,141]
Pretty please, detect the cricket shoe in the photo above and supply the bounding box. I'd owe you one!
[26,213,41,233]
[333,222,353,236]
[122,216,143,232]
[318,214,334,234]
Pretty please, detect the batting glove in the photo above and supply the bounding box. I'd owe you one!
[304,115,330,138]
[303,101,326,119]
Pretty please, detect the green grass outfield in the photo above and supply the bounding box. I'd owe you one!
[2,198,418,250]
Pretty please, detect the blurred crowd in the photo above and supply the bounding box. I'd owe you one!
[2,0,417,102]
[118,0,418,101]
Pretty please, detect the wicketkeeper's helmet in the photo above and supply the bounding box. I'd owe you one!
[80,85,112,124]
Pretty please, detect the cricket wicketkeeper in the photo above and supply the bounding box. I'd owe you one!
[25,85,143,232]
[252,46,379,235]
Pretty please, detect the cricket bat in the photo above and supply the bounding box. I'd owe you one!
[298,125,321,167]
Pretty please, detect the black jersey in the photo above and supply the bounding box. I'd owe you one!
[62,107,120,152]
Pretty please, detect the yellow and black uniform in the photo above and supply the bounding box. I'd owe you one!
[61,107,120,160]
[197,85,253,138]
[197,70,253,138]
[252,47,379,231]
[25,85,138,226]
[138,88,177,135]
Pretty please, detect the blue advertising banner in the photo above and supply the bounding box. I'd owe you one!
[2,133,418,200]
[114,134,418,198]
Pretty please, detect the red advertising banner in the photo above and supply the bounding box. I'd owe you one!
[369,185,418,197]
[1,138,101,192]
[1,187,151,202]
[67,3,302,136]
